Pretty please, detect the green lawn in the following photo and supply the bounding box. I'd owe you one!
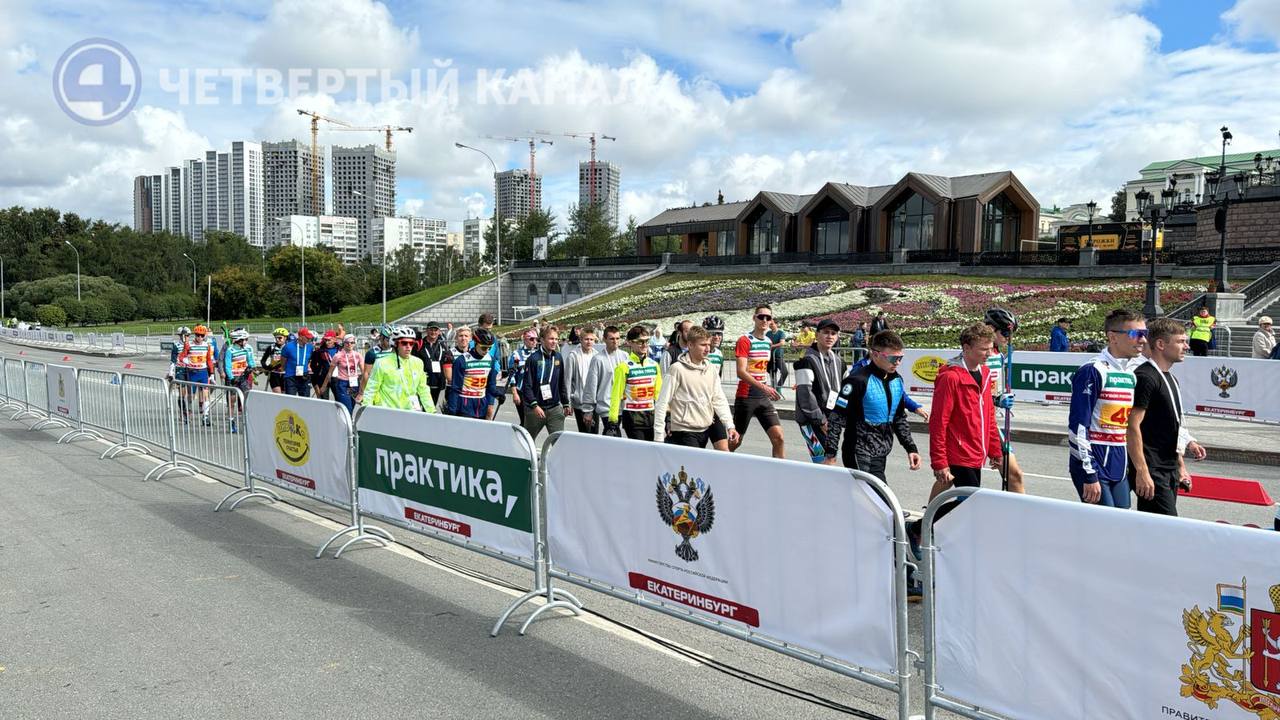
[75,276,488,336]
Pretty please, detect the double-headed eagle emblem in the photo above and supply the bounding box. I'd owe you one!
[656,466,715,562]
[1210,365,1239,399]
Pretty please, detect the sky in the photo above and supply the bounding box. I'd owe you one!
[3,0,1280,233]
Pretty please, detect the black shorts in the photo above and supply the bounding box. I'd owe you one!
[1135,467,1180,517]
[225,375,252,395]
[267,373,285,390]
[707,418,727,444]
[666,430,708,448]
[949,465,983,488]
[733,397,780,434]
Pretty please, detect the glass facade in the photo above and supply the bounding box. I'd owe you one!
[811,201,849,255]
[748,209,780,255]
[982,193,1021,252]
[888,192,935,250]
[715,229,736,256]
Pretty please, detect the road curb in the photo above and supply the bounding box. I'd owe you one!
[774,408,1280,468]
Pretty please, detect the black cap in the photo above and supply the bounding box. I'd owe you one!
[425,321,441,329]
[1057,317,1071,324]
[816,318,841,333]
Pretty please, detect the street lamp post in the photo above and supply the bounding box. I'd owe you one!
[455,142,503,325]
[1,255,6,322]
[1205,167,1247,294]
[1085,200,1096,250]
[181,252,196,293]
[64,240,81,301]
[1135,183,1176,318]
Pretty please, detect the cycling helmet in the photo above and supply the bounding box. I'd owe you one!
[176,326,191,337]
[378,324,394,338]
[342,333,356,344]
[273,327,288,337]
[391,326,417,342]
[984,308,1018,336]
[231,329,250,342]
[192,324,209,335]
[473,328,496,347]
[701,315,725,333]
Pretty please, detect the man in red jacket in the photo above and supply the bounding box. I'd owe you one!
[927,323,1004,501]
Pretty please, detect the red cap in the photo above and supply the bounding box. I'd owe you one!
[323,330,336,339]
[298,327,314,339]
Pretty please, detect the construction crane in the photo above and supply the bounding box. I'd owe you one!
[538,131,616,208]
[296,109,413,213]
[483,135,553,216]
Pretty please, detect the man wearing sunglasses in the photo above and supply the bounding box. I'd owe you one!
[822,330,920,478]
[730,305,786,459]
[1068,308,1146,508]
[363,326,437,412]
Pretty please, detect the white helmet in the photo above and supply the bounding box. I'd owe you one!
[231,329,250,342]
[391,325,417,342]
[176,326,191,337]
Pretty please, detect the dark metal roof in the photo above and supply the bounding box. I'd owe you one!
[759,191,813,214]
[638,200,750,228]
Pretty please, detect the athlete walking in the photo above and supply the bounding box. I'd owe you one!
[793,319,845,464]
[823,330,920,478]
[583,325,628,436]
[448,328,503,419]
[178,325,218,426]
[701,316,732,451]
[221,329,255,433]
[1068,308,1146,508]
[983,308,1025,493]
[260,328,289,393]
[507,329,538,424]
[653,325,736,449]
[362,327,437,412]
[729,305,785,458]
[607,325,663,440]
[320,334,364,414]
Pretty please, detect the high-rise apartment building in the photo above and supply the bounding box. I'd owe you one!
[579,160,621,229]
[263,140,322,224]
[132,175,156,233]
[332,144,396,259]
[463,217,491,259]
[272,215,361,265]
[494,169,541,222]
[183,158,205,242]
[375,216,448,266]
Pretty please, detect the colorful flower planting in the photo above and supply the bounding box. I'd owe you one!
[546,276,1205,350]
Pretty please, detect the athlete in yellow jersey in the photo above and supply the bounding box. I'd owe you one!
[607,325,663,441]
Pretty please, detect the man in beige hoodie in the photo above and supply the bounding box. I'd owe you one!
[654,326,738,450]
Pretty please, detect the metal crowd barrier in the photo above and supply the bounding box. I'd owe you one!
[159,378,248,484]
[1,356,23,412]
[528,431,915,720]
[17,360,54,428]
[76,368,146,459]
[46,365,100,445]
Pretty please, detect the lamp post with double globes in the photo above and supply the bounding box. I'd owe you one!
[1086,199,1096,250]
[1204,167,1248,294]
[1135,183,1177,318]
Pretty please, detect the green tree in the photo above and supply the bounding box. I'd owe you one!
[267,245,350,315]
[555,202,615,259]
[482,209,556,268]
[613,215,639,256]
[649,235,681,253]
[208,265,270,319]
[81,298,110,325]
[1108,188,1126,222]
[386,245,422,298]
[35,304,67,327]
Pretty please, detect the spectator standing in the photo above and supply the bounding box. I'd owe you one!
[1253,316,1275,359]
[520,325,570,439]
[1127,318,1207,516]
[564,326,599,433]
[1050,317,1071,352]
[660,320,693,376]
[851,321,868,362]
[310,330,338,399]
[1189,306,1214,356]
[279,328,315,398]
[766,319,789,396]
[442,326,473,415]
[321,334,364,414]
[870,311,889,335]
[507,330,538,424]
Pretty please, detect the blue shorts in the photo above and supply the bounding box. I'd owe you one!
[185,370,210,384]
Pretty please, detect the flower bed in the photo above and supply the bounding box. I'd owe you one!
[544,276,1204,350]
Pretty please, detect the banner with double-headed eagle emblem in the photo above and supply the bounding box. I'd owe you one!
[545,432,898,674]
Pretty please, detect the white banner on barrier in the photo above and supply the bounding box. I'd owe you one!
[46,364,78,421]
[546,432,898,673]
[934,491,1280,720]
[245,391,352,507]
[355,407,536,561]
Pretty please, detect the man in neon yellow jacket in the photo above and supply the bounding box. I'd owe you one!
[1189,306,1215,357]
[362,326,438,412]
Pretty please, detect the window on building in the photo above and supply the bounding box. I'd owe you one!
[548,281,563,306]
[888,192,935,251]
[982,193,1021,252]
[715,230,736,256]
[566,281,581,302]
[527,283,538,306]
[747,208,781,255]
[810,200,849,255]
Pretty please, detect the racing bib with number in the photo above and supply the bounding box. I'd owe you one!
[460,358,491,399]
[1088,363,1135,444]
[623,363,658,412]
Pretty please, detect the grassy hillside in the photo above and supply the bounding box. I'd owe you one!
[75,276,488,336]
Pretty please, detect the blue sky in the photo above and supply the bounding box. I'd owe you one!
[3,0,1280,230]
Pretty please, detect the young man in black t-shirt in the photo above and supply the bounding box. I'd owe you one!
[1127,318,1208,516]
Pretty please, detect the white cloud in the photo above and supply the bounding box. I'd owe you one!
[793,0,1161,122]
[246,0,419,72]
[1224,0,1280,45]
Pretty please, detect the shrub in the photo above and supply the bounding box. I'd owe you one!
[35,304,67,327]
